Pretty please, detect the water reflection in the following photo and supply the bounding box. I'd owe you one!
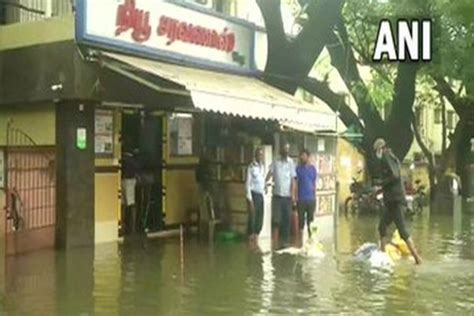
[1,212,473,315]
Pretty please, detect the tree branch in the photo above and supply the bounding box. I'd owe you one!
[292,0,345,75]
[385,62,419,159]
[257,0,344,94]
[326,20,384,138]
[433,76,467,115]
[256,0,289,67]
[411,113,437,196]
[301,76,363,131]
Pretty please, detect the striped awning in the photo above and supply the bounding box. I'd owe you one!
[102,52,336,131]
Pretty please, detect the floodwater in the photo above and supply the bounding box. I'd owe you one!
[1,211,474,315]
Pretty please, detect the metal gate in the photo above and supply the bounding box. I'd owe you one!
[4,122,56,254]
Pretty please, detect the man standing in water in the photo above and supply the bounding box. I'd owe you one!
[266,143,297,248]
[295,149,317,242]
[246,148,266,245]
[373,138,423,264]
[121,149,141,235]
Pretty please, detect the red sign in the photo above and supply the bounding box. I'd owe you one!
[158,16,235,53]
[115,0,151,43]
[115,0,235,53]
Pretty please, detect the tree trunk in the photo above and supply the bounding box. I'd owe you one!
[412,114,436,199]
[385,62,419,160]
[257,0,345,93]
[441,96,447,154]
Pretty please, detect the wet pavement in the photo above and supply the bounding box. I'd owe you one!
[1,210,473,315]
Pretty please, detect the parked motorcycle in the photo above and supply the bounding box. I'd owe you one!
[345,172,384,216]
[406,179,427,215]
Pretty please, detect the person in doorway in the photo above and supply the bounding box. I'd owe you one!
[195,148,215,235]
[373,138,423,265]
[121,148,141,235]
[295,149,317,242]
[246,148,266,245]
[266,142,297,248]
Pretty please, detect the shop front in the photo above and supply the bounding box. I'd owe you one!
[0,0,336,251]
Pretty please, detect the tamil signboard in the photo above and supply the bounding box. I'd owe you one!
[75,0,255,72]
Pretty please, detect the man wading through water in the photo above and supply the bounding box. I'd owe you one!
[373,138,423,265]
[295,149,317,244]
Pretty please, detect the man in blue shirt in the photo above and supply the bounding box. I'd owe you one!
[295,149,317,240]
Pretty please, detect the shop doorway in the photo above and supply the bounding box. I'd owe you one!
[121,112,164,234]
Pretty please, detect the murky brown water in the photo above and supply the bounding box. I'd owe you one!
[1,210,473,315]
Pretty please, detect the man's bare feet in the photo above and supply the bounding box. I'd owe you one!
[414,255,423,265]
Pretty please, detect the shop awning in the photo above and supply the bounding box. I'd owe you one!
[101,52,336,131]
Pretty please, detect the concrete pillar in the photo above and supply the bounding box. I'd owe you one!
[55,101,95,249]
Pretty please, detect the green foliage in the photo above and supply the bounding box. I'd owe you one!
[340,0,473,116]
[432,0,474,93]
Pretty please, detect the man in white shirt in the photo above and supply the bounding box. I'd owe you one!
[245,148,265,245]
[266,143,297,247]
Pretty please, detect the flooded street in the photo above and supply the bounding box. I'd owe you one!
[2,212,474,315]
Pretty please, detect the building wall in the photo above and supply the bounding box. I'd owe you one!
[95,109,122,243]
[0,103,55,145]
[164,114,199,225]
[337,139,365,207]
[0,15,73,51]
[407,99,459,160]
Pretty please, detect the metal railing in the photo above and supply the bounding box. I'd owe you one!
[5,122,56,233]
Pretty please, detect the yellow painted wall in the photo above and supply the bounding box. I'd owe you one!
[94,173,120,244]
[163,114,200,225]
[0,15,74,51]
[0,104,55,146]
[94,109,121,243]
[165,169,199,225]
[337,139,365,207]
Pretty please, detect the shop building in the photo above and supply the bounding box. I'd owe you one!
[0,0,337,255]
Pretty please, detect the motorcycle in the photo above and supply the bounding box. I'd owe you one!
[406,179,427,215]
[345,172,384,216]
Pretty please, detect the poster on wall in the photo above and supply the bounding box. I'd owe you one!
[95,110,114,155]
[0,149,4,188]
[317,194,335,215]
[170,115,193,156]
[317,139,325,152]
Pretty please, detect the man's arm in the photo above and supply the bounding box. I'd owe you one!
[265,163,274,183]
[292,178,298,205]
[245,165,253,202]
[291,161,297,204]
[381,153,400,187]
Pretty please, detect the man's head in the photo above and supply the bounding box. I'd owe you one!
[281,142,290,158]
[300,148,310,164]
[373,138,387,159]
[254,148,264,163]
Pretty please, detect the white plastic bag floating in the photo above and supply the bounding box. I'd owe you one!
[368,250,394,269]
[354,242,394,270]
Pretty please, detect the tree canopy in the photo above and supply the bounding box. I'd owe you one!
[258,0,473,168]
